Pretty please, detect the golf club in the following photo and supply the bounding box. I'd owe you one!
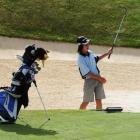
[108,6,127,59]
[17,116,30,126]
[33,81,50,128]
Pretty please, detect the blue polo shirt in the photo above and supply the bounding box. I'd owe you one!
[78,50,100,79]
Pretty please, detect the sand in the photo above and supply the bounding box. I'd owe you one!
[0,36,140,112]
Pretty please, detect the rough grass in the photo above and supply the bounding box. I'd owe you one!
[0,0,140,48]
[0,110,140,140]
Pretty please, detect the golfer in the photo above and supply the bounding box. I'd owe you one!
[77,36,113,110]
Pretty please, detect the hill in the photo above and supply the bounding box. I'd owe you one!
[0,0,139,47]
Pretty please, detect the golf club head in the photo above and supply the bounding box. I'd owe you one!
[119,6,127,15]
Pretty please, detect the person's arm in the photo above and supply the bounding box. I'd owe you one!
[98,47,113,61]
[78,55,106,83]
[87,72,106,84]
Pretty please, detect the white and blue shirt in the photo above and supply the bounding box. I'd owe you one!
[78,50,100,79]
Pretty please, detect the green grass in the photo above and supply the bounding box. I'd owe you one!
[0,110,140,140]
[0,0,140,48]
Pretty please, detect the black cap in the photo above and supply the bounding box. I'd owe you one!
[77,36,90,45]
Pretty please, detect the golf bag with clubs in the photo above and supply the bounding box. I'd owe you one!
[0,44,49,123]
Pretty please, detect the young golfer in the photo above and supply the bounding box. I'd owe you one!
[77,36,113,110]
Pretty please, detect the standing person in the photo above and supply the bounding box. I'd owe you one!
[77,36,112,110]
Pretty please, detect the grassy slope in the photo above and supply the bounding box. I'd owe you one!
[0,0,139,48]
[0,110,140,140]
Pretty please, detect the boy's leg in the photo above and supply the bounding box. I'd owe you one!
[95,99,102,110]
[95,82,106,110]
[81,79,96,110]
[80,102,89,110]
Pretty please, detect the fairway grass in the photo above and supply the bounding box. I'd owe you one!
[0,110,140,140]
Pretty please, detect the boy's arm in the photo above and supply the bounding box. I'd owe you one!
[87,72,106,84]
[98,47,113,61]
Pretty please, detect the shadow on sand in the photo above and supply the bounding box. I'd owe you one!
[0,123,58,136]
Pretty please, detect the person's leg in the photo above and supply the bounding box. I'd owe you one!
[80,102,89,110]
[81,79,95,110]
[95,99,102,110]
[95,82,106,110]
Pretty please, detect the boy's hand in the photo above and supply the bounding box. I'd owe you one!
[98,47,113,60]
[98,76,107,84]
[107,47,113,55]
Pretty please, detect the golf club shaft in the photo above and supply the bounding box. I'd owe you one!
[38,119,50,128]
[17,116,29,126]
[108,7,127,59]
[35,86,49,119]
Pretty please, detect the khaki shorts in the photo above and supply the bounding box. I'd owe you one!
[83,79,106,102]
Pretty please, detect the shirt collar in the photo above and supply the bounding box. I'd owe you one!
[80,51,90,57]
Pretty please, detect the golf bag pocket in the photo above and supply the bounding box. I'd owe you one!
[0,91,18,122]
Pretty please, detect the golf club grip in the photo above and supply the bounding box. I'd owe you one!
[108,45,115,59]
[108,53,111,59]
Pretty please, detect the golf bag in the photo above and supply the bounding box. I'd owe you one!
[0,63,35,123]
[0,90,18,123]
[0,45,48,123]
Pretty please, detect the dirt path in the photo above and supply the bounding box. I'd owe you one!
[0,36,140,112]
